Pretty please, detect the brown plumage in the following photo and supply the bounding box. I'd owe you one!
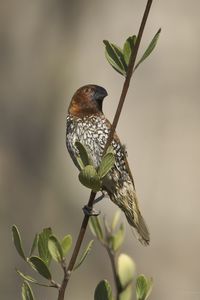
[66,84,150,245]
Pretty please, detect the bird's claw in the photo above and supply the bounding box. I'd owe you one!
[82,205,100,217]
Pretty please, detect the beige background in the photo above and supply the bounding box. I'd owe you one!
[1,0,200,299]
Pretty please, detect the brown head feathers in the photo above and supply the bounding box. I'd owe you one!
[68,84,108,117]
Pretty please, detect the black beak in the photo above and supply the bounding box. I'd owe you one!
[94,86,108,101]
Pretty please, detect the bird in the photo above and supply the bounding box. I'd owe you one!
[66,84,150,245]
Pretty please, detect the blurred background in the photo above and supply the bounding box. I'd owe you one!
[1,0,200,299]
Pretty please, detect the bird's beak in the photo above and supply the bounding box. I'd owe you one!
[94,86,108,100]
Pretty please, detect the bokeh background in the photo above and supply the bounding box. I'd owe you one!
[1,0,200,299]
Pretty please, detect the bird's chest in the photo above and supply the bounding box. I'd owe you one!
[66,115,108,167]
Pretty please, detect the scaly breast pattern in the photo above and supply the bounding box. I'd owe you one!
[66,114,128,175]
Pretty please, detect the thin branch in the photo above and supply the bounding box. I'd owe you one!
[106,246,122,300]
[58,190,96,297]
[59,0,154,298]
[102,0,153,155]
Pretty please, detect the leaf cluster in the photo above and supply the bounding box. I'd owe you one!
[104,29,161,76]
[89,212,153,300]
[12,213,153,300]
[12,225,93,299]
[75,141,115,192]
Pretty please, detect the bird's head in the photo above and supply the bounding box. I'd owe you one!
[68,84,108,117]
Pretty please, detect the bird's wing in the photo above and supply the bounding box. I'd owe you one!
[103,118,136,188]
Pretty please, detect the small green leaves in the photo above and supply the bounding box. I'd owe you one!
[94,280,113,300]
[89,211,124,252]
[17,269,51,287]
[103,40,127,76]
[61,235,72,257]
[29,234,38,257]
[22,281,35,300]
[123,35,136,65]
[74,240,94,270]
[77,143,115,191]
[111,211,121,231]
[104,29,161,75]
[38,228,52,266]
[12,225,26,261]
[98,152,115,179]
[48,235,63,262]
[79,165,101,192]
[89,216,104,241]
[136,275,153,300]
[135,28,161,70]
[110,223,125,252]
[17,270,38,284]
[75,141,90,169]
[118,254,136,288]
[89,213,154,300]
[29,256,52,280]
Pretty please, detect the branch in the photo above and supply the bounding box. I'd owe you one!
[57,191,96,299]
[103,0,153,155]
[57,260,68,300]
[106,246,122,300]
[59,0,154,298]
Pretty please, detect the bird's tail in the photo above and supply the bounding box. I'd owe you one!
[124,206,150,246]
[108,181,150,246]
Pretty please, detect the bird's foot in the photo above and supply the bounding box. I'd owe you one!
[82,205,100,217]
[83,192,108,216]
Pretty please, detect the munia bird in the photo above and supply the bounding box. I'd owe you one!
[66,84,150,245]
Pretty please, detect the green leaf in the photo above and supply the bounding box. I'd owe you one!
[118,254,136,288]
[94,280,113,300]
[106,145,115,155]
[136,275,153,300]
[110,223,125,252]
[89,216,104,241]
[17,270,38,284]
[111,210,121,231]
[29,256,52,280]
[103,40,127,76]
[74,240,94,270]
[38,228,52,266]
[22,281,35,300]
[61,235,72,257]
[123,35,136,65]
[12,225,26,261]
[79,165,101,192]
[75,141,90,169]
[29,234,38,257]
[48,235,63,262]
[111,44,127,72]
[98,152,115,179]
[135,28,161,70]
[16,269,51,287]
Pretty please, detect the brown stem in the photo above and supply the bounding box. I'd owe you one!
[106,247,122,300]
[57,261,68,300]
[102,0,153,156]
[57,190,96,299]
[59,0,154,298]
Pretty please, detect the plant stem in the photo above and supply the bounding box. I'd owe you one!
[60,0,154,298]
[57,190,96,299]
[106,247,122,300]
[102,0,153,156]
[58,261,68,300]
